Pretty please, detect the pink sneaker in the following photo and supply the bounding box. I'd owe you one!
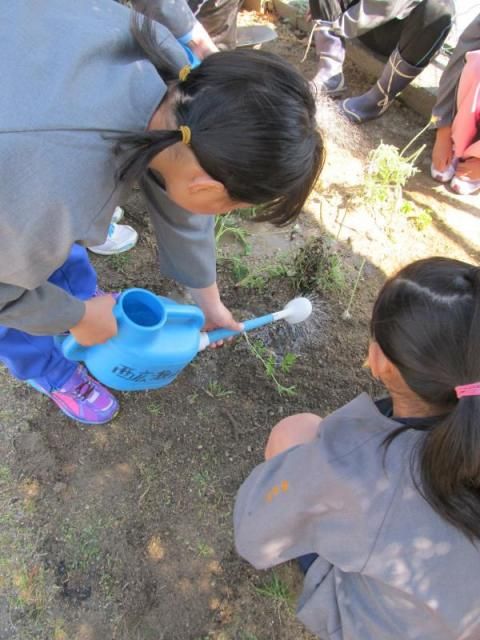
[28,365,119,425]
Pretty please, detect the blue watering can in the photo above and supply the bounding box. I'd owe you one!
[62,288,312,392]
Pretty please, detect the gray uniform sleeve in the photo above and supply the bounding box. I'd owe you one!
[0,283,85,335]
[432,14,480,128]
[234,395,399,572]
[332,0,422,39]
[140,171,217,289]
[136,0,197,39]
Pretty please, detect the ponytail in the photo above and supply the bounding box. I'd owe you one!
[372,258,480,540]
[419,268,480,540]
[419,398,480,540]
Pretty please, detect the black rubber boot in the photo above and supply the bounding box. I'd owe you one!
[341,48,423,123]
[311,25,346,98]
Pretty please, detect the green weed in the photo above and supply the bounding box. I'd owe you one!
[0,464,58,635]
[215,213,251,254]
[230,255,293,290]
[255,572,293,608]
[361,138,426,231]
[61,520,105,571]
[292,239,345,295]
[400,201,433,231]
[197,542,215,557]
[244,335,297,396]
[205,381,233,398]
[192,469,212,496]
[147,402,163,415]
[108,252,131,270]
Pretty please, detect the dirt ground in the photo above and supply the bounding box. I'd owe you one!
[0,10,479,640]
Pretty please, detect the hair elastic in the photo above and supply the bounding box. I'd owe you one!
[178,125,192,145]
[179,65,191,82]
[455,382,480,399]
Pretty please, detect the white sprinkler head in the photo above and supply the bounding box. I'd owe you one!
[283,297,313,324]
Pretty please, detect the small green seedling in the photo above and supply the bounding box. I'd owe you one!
[197,543,215,557]
[205,381,233,398]
[244,335,297,396]
[400,201,433,231]
[342,257,367,321]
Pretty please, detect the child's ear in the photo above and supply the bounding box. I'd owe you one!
[368,341,391,381]
[188,174,226,195]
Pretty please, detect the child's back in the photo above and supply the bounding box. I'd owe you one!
[235,393,480,639]
[235,257,480,640]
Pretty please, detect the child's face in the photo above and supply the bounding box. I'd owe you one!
[150,141,250,216]
[148,96,251,215]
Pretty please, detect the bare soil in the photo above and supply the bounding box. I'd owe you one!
[0,9,478,640]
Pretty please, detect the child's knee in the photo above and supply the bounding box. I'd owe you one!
[265,413,321,459]
[465,52,480,76]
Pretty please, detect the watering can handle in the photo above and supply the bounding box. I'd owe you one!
[200,313,274,349]
[161,300,205,328]
[62,334,89,362]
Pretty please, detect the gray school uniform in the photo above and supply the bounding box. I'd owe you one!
[0,0,215,336]
[234,394,480,640]
[432,14,480,128]
[330,1,423,39]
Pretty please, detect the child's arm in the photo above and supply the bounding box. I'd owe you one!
[135,0,217,58]
[0,282,117,344]
[141,172,240,335]
[188,283,242,335]
[0,282,86,336]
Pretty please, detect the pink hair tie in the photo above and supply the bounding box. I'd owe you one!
[455,382,480,399]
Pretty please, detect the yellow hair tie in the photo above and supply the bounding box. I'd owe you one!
[179,125,192,145]
[179,65,191,82]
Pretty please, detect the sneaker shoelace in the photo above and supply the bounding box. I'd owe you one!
[72,379,96,401]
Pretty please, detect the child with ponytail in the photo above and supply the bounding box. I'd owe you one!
[0,0,323,425]
[235,257,480,640]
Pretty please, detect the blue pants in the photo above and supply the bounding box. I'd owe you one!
[297,553,318,574]
[0,245,97,390]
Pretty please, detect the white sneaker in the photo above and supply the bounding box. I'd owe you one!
[88,222,138,255]
[111,206,124,224]
[430,160,456,183]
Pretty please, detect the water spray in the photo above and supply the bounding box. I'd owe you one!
[198,297,313,350]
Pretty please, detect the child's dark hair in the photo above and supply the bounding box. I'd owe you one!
[371,257,480,541]
[116,12,325,225]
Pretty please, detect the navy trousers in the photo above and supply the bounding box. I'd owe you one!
[0,245,97,390]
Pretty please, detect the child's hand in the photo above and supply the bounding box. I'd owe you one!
[70,295,117,347]
[188,283,242,347]
[203,301,243,349]
[188,21,218,59]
